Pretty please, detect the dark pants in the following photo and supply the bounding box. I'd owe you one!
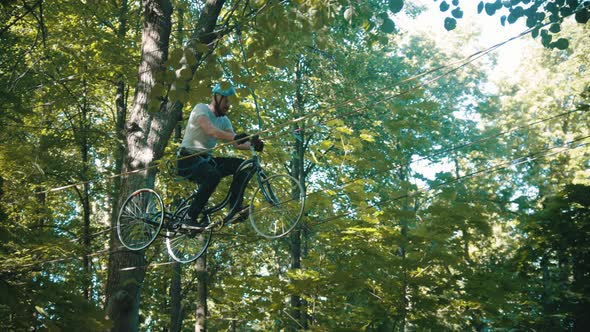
[178,154,247,220]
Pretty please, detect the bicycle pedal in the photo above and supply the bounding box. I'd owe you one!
[224,209,249,225]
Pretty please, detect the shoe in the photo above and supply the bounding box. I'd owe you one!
[225,205,249,224]
[182,214,209,230]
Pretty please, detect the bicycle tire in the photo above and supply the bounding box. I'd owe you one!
[117,188,164,250]
[166,205,212,263]
[249,174,305,239]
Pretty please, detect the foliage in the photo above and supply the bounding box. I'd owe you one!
[510,184,590,329]
[441,0,589,50]
[1,0,589,331]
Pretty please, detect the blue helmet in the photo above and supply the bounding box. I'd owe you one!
[212,83,236,97]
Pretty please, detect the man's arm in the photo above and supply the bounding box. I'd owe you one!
[196,115,250,149]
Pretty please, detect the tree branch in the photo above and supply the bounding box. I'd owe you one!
[0,0,43,37]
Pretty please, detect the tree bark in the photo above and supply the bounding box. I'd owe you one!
[81,78,92,300]
[169,17,184,324]
[288,55,307,330]
[112,0,129,213]
[105,1,173,330]
[195,254,208,332]
[170,262,182,332]
[105,0,227,330]
[572,253,590,331]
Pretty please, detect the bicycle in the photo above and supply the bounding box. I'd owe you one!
[116,146,306,263]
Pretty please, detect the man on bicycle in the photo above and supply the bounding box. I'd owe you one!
[177,82,264,227]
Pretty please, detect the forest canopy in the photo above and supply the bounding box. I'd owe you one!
[1,0,589,331]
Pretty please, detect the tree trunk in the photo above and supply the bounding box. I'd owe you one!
[289,229,302,330]
[288,55,307,330]
[195,254,208,332]
[112,0,129,212]
[170,262,182,332]
[105,0,226,330]
[540,255,558,330]
[81,78,92,300]
[105,1,173,330]
[169,25,184,326]
[398,168,411,332]
[572,253,590,331]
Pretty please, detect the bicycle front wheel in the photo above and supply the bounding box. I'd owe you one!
[117,188,164,250]
[166,205,212,263]
[250,174,305,239]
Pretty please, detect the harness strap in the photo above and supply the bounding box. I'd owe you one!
[176,148,212,177]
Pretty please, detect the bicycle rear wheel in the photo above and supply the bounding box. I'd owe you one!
[249,174,305,239]
[117,188,164,250]
[165,205,212,263]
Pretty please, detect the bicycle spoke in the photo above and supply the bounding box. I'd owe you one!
[250,174,305,239]
[117,189,164,251]
[165,205,211,263]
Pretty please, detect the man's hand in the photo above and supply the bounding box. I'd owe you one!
[251,137,264,152]
[233,133,249,145]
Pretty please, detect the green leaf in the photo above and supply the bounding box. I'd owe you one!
[151,83,164,97]
[178,67,192,80]
[184,49,198,66]
[194,43,210,54]
[147,100,160,113]
[477,1,484,14]
[541,29,552,47]
[319,140,333,150]
[440,1,450,12]
[552,38,569,50]
[501,15,507,26]
[444,17,457,30]
[380,18,396,34]
[526,15,537,28]
[360,133,375,142]
[575,9,589,24]
[168,48,183,66]
[388,0,404,14]
[549,23,560,33]
[507,12,517,24]
[451,7,464,18]
[485,3,496,15]
[559,7,573,17]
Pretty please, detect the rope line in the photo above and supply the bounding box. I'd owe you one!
[5,138,588,273]
[276,108,589,211]
[33,22,538,196]
[20,103,587,261]
[313,135,590,227]
[35,107,585,246]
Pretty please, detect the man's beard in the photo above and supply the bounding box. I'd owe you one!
[214,104,227,117]
[213,96,226,117]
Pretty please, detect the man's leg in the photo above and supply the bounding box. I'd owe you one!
[212,157,248,213]
[187,162,221,222]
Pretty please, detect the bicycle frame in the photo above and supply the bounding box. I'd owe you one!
[116,148,304,261]
[171,149,268,225]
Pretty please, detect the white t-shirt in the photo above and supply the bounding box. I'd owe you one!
[180,103,233,153]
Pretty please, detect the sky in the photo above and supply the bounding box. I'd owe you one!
[404,0,530,80]
[399,0,530,181]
